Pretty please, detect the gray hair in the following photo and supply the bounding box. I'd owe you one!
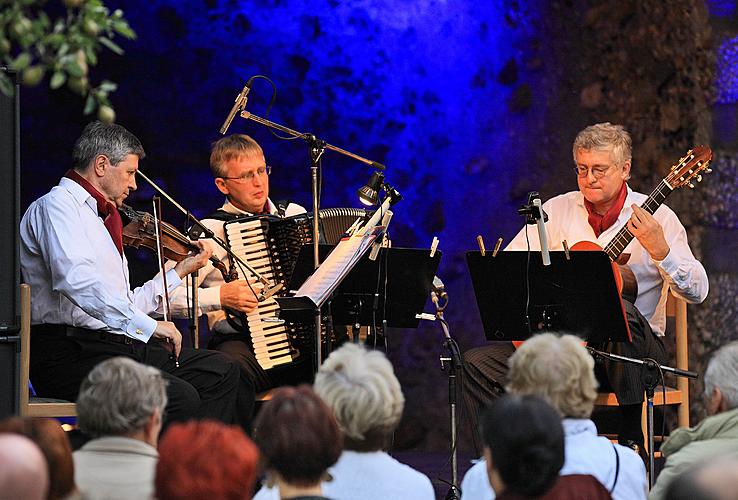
[572,122,632,169]
[314,343,404,446]
[507,333,599,419]
[209,134,264,178]
[704,341,738,410]
[72,121,145,171]
[77,357,168,437]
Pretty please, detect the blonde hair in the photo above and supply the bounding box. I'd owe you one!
[507,333,598,419]
[314,343,404,448]
[573,122,632,173]
[209,134,264,178]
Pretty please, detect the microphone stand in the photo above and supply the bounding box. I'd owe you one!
[586,347,698,487]
[433,285,461,500]
[231,108,386,370]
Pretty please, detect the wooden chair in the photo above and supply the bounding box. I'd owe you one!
[18,284,77,418]
[594,292,690,453]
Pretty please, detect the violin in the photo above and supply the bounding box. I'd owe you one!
[119,204,230,280]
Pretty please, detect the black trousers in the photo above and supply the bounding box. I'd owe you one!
[208,332,313,394]
[462,300,667,450]
[30,328,255,430]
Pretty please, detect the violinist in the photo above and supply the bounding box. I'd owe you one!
[462,123,709,453]
[167,134,307,392]
[20,121,256,429]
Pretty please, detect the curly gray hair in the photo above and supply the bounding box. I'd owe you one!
[314,343,404,450]
[507,333,598,419]
[572,122,632,172]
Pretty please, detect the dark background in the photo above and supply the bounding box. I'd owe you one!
[15,0,738,454]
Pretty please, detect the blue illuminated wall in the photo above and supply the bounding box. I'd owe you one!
[26,0,728,451]
[21,0,571,451]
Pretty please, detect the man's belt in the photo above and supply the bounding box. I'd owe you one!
[31,324,138,346]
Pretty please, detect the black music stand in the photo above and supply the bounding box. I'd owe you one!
[280,245,441,331]
[466,250,630,343]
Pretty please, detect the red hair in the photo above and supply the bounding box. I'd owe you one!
[155,420,259,500]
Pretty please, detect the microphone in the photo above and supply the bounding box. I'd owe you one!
[532,197,551,266]
[219,78,254,135]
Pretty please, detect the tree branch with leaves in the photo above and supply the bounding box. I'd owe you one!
[0,0,136,122]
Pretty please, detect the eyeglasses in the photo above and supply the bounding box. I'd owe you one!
[572,164,615,179]
[220,165,272,183]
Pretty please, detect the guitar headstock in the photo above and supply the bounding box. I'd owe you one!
[665,145,713,190]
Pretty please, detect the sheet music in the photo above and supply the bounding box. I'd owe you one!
[294,226,383,307]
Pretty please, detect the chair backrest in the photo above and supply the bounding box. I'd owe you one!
[666,291,689,427]
[18,284,76,418]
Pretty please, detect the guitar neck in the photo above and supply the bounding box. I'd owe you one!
[603,180,672,261]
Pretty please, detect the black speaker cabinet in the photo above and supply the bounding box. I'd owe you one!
[0,67,21,418]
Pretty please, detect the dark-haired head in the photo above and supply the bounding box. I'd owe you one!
[480,394,564,497]
[253,385,342,488]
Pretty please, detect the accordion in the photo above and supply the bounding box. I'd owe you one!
[222,207,370,370]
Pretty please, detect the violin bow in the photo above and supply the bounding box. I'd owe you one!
[153,196,179,367]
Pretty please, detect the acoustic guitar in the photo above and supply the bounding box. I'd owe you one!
[572,145,714,302]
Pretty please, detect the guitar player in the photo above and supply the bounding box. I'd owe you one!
[463,122,709,452]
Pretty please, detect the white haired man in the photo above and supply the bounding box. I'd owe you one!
[649,341,738,500]
[73,356,167,499]
[254,343,435,500]
[464,122,709,448]
[461,333,647,500]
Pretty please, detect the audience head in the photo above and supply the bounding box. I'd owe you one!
[156,420,259,500]
[314,343,404,451]
[480,394,565,497]
[76,357,167,444]
[507,333,598,418]
[72,120,145,171]
[0,417,75,500]
[665,453,738,500]
[703,341,738,416]
[253,385,342,490]
[0,433,49,500]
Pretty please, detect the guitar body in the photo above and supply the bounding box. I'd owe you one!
[570,241,638,303]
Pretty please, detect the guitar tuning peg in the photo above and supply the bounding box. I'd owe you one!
[688,183,695,189]
[697,175,703,182]
[705,168,713,173]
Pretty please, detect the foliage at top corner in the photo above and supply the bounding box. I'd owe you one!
[0,0,137,123]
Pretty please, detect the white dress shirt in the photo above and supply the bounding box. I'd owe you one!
[167,198,305,333]
[20,177,183,342]
[505,187,708,334]
[254,450,435,500]
[460,418,647,500]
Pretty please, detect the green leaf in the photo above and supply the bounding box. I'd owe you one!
[64,60,83,77]
[85,45,97,66]
[83,94,95,115]
[9,52,31,71]
[98,36,123,55]
[112,21,136,40]
[98,80,117,92]
[50,71,66,89]
[0,73,15,98]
